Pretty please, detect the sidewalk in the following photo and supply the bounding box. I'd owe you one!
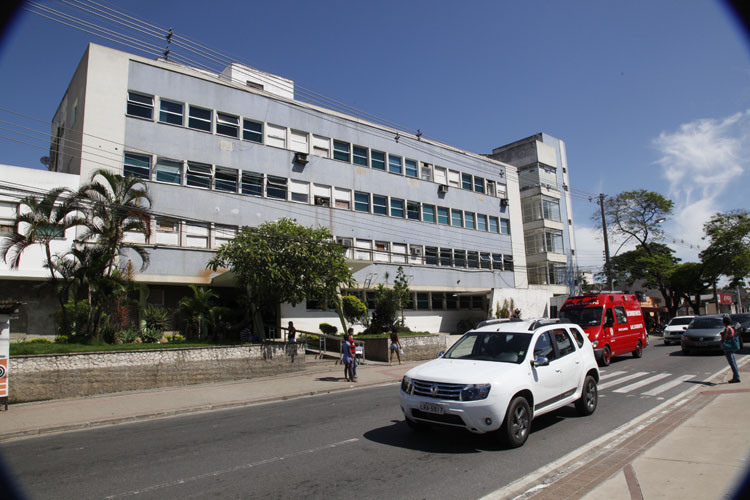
[1,355,749,500]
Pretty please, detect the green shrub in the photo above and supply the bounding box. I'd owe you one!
[139,327,163,344]
[54,335,69,344]
[341,295,368,326]
[117,327,141,344]
[165,333,186,343]
[143,304,170,332]
[23,337,52,344]
[319,322,338,335]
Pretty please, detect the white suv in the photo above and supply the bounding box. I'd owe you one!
[662,316,695,345]
[399,319,600,448]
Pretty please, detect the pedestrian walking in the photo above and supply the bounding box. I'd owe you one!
[389,326,402,365]
[721,315,741,383]
[287,321,296,343]
[342,334,355,382]
[347,328,358,381]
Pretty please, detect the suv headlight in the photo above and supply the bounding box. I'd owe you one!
[401,376,413,394]
[460,384,491,401]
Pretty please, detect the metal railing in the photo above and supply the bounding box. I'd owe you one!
[280,327,365,363]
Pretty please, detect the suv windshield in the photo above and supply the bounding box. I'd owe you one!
[559,307,603,327]
[731,314,750,324]
[444,331,531,364]
[669,317,693,326]
[689,317,723,329]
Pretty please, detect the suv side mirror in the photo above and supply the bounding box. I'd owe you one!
[437,351,444,358]
[532,355,549,367]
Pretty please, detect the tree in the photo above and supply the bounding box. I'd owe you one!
[700,210,750,287]
[666,262,712,314]
[1,187,84,334]
[393,266,411,326]
[76,169,152,278]
[207,218,353,339]
[341,295,367,328]
[178,284,218,340]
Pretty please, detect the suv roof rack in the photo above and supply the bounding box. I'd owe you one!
[475,318,524,329]
[527,318,560,330]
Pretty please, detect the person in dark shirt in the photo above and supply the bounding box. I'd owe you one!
[389,326,402,365]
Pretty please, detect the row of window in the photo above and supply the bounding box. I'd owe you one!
[335,237,514,271]
[309,291,486,312]
[126,91,507,197]
[522,195,561,223]
[123,152,511,234]
[528,263,569,286]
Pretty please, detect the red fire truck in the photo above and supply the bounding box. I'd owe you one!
[559,293,647,366]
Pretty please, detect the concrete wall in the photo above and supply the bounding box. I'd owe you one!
[358,334,446,362]
[9,343,305,403]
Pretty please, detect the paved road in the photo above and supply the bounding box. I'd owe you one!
[1,341,738,500]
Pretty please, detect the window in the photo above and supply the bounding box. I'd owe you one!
[492,253,503,270]
[289,180,310,203]
[437,206,450,225]
[371,150,386,170]
[417,293,429,310]
[432,292,445,309]
[474,176,485,194]
[390,198,405,218]
[405,159,418,178]
[266,175,287,199]
[425,246,438,265]
[372,195,387,215]
[214,225,237,247]
[241,171,263,196]
[0,201,17,236]
[334,188,351,209]
[459,296,471,309]
[290,130,309,153]
[489,216,500,233]
[534,333,555,360]
[549,263,567,285]
[467,251,479,268]
[454,249,466,267]
[127,91,153,119]
[462,173,473,190]
[503,254,514,271]
[186,162,212,188]
[333,140,351,162]
[434,166,447,185]
[500,218,511,235]
[422,204,436,223]
[553,329,575,357]
[446,293,457,309]
[354,192,370,212]
[614,306,628,324]
[465,212,475,230]
[447,170,460,187]
[243,119,263,143]
[155,217,179,246]
[480,252,491,269]
[392,243,407,264]
[216,112,239,138]
[158,99,183,125]
[355,239,372,260]
[407,201,420,220]
[542,197,561,221]
[266,123,286,148]
[188,105,212,132]
[388,154,403,174]
[420,162,432,181]
[313,184,331,207]
[154,157,182,184]
[312,135,330,157]
[545,230,564,253]
[374,241,390,262]
[486,180,496,197]
[451,209,463,227]
[477,214,488,231]
[184,223,209,248]
[214,167,238,192]
[353,145,368,166]
[124,152,151,179]
[439,248,453,267]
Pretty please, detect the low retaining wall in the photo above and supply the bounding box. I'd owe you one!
[9,343,305,403]
[361,335,446,362]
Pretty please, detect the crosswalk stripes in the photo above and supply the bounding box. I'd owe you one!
[596,369,698,397]
[613,373,672,393]
[641,374,695,396]
[598,372,649,390]
[598,370,626,380]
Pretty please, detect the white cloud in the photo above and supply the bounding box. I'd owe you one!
[653,110,750,261]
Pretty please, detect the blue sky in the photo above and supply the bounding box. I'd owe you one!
[1,0,748,274]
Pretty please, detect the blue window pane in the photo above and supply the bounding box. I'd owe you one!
[371,151,386,170]
[243,120,263,142]
[407,201,420,220]
[353,146,368,166]
[462,173,472,190]
[388,155,402,174]
[405,159,418,177]
[423,204,436,223]
[241,173,263,196]
[489,216,499,233]
[437,207,449,225]
[373,195,387,215]
[451,210,463,227]
[124,153,151,179]
[333,140,350,162]
[354,192,370,212]
[477,214,488,231]
[465,212,475,230]
[390,198,405,218]
[155,159,182,184]
[501,218,511,235]
[474,176,485,193]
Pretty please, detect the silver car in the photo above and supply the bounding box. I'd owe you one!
[681,315,744,355]
[663,315,694,345]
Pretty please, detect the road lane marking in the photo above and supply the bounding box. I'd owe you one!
[613,373,671,393]
[641,374,695,396]
[598,372,649,390]
[104,438,360,499]
[598,370,626,380]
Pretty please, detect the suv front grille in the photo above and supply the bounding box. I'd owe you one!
[412,379,464,400]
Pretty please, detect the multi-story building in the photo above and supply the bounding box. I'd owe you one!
[1,43,578,336]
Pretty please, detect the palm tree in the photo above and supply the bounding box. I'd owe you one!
[1,187,84,334]
[178,285,218,340]
[76,169,152,278]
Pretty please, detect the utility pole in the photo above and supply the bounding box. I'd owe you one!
[599,194,613,291]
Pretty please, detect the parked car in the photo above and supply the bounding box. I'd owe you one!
[730,313,750,341]
[681,315,744,354]
[399,319,599,448]
[663,315,695,345]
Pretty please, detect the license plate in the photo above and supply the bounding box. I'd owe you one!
[419,402,445,415]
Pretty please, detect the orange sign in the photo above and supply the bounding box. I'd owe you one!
[0,359,7,398]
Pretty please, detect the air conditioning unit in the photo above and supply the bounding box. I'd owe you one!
[294,152,309,165]
[314,196,330,207]
[500,198,509,208]
[438,184,448,194]
[337,238,353,248]
[410,246,423,257]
